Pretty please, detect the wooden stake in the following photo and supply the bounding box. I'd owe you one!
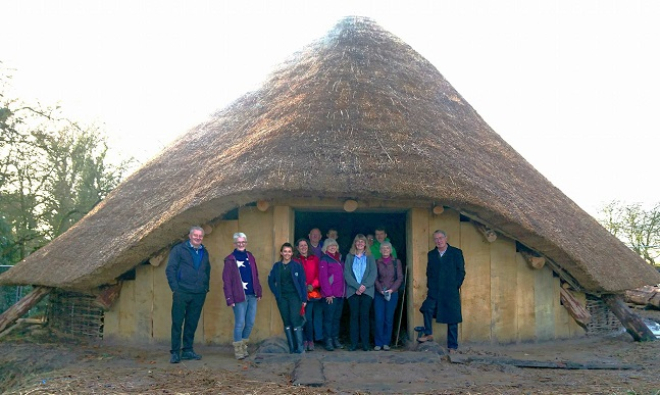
[343,199,358,212]
[256,200,270,212]
[0,286,52,335]
[602,294,656,342]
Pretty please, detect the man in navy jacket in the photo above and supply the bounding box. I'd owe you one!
[166,226,210,363]
[418,229,466,353]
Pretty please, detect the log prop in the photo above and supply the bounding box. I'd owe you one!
[0,286,52,334]
[624,285,660,309]
[560,287,591,328]
[602,294,657,342]
[471,221,497,243]
[93,283,123,311]
[520,251,546,270]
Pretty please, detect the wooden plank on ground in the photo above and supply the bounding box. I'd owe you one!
[407,207,429,341]
[490,237,517,343]
[292,357,325,387]
[448,354,641,370]
[460,221,491,342]
[534,265,555,340]
[516,252,536,341]
[239,206,274,341]
[204,219,238,344]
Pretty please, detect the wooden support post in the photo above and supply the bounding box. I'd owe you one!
[520,251,546,270]
[93,283,123,311]
[559,287,591,328]
[471,221,497,243]
[0,286,52,334]
[602,294,656,342]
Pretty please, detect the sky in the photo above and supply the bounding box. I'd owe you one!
[1,0,659,217]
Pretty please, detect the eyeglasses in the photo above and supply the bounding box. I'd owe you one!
[235,241,247,245]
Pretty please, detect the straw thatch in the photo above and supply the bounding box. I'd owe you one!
[1,16,658,293]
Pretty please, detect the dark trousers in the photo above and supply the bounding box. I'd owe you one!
[421,297,459,350]
[276,293,304,328]
[323,297,343,340]
[171,291,206,353]
[348,294,372,348]
[304,298,324,342]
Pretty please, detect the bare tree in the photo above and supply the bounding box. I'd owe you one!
[599,200,660,266]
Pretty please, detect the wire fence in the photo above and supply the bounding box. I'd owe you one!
[0,265,48,317]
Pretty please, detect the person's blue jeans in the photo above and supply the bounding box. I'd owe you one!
[304,298,324,342]
[421,296,459,349]
[232,295,258,342]
[374,291,398,347]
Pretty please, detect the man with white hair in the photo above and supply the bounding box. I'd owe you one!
[166,226,210,363]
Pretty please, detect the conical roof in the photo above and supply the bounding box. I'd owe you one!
[2,16,658,292]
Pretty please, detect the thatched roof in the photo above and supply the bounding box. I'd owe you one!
[1,16,658,293]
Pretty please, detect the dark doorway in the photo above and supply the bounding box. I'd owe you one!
[294,210,409,346]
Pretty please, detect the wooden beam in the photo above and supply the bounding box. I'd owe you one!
[625,285,660,309]
[432,205,444,215]
[256,200,270,212]
[343,199,358,212]
[559,287,591,328]
[149,250,168,267]
[471,220,497,243]
[602,294,656,342]
[93,283,123,311]
[0,286,52,334]
[520,251,546,270]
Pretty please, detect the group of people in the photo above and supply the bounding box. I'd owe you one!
[165,225,465,362]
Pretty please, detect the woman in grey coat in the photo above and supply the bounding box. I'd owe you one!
[344,234,377,351]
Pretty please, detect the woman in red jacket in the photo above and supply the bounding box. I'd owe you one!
[294,238,323,351]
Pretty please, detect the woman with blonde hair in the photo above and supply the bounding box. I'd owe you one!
[344,234,377,351]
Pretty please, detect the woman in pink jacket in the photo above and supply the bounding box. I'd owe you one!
[294,238,323,351]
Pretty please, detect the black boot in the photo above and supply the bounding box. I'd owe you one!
[324,338,335,351]
[284,326,295,354]
[293,327,305,354]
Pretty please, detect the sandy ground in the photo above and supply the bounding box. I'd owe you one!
[1,317,660,395]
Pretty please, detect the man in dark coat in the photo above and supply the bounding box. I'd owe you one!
[418,229,466,352]
[165,226,210,363]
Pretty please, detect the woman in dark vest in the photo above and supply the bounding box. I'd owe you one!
[268,242,308,353]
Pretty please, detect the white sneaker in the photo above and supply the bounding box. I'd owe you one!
[374,346,382,351]
[382,345,390,351]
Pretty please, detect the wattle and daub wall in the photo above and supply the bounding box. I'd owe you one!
[104,203,585,345]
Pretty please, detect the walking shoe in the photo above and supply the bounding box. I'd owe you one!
[307,341,314,351]
[448,348,458,354]
[181,350,202,360]
[170,352,180,364]
[374,346,382,351]
[383,345,391,351]
[417,334,434,343]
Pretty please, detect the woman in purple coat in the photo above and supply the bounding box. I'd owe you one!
[318,238,345,351]
[222,232,263,360]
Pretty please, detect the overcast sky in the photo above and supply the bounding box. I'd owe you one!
[2,0,658,217]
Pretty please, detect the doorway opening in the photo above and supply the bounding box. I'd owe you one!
[294,209,409,346]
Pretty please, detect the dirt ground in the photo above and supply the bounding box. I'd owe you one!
[2,314,660,395]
